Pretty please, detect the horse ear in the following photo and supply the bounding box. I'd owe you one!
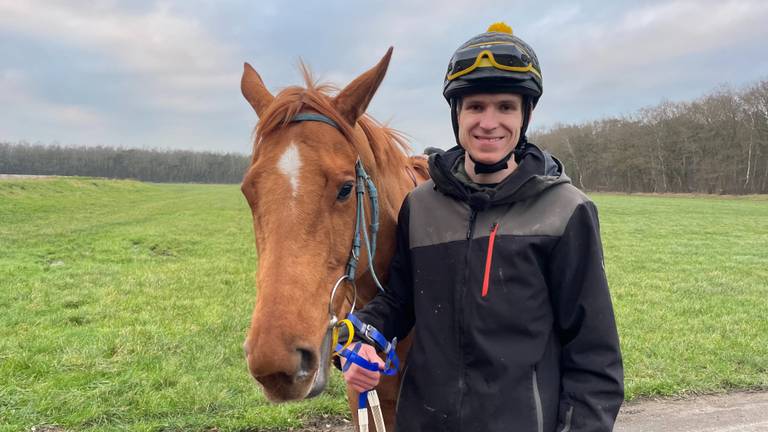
[241,62,275,117]
[333,47,393,126]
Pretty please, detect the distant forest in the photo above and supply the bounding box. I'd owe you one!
[0,144,250,184]
[534,79,768,194]
[2,79,767,192]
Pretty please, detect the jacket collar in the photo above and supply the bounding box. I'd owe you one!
[428,143,570,210]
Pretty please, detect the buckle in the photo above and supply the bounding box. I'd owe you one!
[362,324,378,344]
[384,337,398,370]
[361,324,389,352]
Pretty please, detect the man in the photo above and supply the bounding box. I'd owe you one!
[343,22,624,432]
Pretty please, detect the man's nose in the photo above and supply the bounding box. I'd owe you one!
[478,109,499,130]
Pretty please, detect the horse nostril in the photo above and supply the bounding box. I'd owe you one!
[295,348,315,381]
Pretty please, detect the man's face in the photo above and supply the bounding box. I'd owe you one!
[458,93,523,165]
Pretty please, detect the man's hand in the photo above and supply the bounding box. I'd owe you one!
[341,343,384,393]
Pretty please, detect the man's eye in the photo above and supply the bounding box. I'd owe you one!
[337,182,354,201]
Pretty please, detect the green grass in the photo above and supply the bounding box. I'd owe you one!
[594,193,768,399]
[1,179,766,430]
[0,178,347,432]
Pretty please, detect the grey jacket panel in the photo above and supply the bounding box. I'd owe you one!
[409,180,590,248]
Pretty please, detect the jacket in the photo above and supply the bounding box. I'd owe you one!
[356,144,624,432]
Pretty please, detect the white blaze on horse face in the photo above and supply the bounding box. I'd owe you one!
[277,142,302,197]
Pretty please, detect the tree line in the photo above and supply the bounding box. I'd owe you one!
[533,79,768,194]
[3,78,768,192]
[0,143,250,184]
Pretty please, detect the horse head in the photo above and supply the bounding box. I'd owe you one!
[240,48,423,402]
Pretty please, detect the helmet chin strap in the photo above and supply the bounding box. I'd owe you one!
[468,149,514,174]
[452,97,533,174]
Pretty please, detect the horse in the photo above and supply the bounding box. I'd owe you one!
[240,48,429,430]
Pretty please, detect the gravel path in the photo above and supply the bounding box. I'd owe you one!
[615,391,768,432]
[282,391,768,431]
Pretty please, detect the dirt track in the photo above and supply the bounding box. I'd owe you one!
[289,391,768,431]
[615,391,768,432]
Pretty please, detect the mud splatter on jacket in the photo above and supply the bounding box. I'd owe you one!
[356,144,624,432]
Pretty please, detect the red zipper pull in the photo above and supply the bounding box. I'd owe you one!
[481,223,499,297]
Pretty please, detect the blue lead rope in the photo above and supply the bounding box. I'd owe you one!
[335,315,399,421]
[335,314,399,377]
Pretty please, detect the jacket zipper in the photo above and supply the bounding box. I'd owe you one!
[481,222,499,297]
[457,207,478,429]
[532,367,544,432]
[466,209,478,240]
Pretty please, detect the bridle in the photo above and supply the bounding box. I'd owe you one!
[289,113,399,431]
[288,113,386,329]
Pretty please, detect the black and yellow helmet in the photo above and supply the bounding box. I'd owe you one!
[443,22,542,105]
[443,22,543,155]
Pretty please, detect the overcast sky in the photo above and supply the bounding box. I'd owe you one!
[2,0,767,155]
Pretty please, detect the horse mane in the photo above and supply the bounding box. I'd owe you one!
[253,64,412,173]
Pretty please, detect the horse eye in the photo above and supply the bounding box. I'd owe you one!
[337,182,354,201]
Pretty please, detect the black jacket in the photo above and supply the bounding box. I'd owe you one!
[356,144,624,432]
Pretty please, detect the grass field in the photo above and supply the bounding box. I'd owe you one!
[1,177,767,431]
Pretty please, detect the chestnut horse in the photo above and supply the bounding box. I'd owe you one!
[240,48,428,430]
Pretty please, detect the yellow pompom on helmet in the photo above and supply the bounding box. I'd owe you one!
[443,22,543,148]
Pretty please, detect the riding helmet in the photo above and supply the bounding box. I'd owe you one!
[443,22,543,158]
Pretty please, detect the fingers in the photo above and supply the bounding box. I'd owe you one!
[347,373,379,393]
[346,364,380,393]
[341,344,384,392]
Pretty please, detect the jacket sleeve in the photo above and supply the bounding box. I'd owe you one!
[353,195,415,342]
[548,201,624,432]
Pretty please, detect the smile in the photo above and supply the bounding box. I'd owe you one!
[474,136,504,142]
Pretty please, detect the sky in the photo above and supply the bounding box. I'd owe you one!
[2,0,768,155]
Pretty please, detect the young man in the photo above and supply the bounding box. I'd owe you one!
[344,23,624,431]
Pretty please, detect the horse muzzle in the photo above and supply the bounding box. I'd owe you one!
[244,329,333,401]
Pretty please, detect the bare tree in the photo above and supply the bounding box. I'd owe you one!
[533,78,768,194]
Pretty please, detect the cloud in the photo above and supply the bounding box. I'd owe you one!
[0,0,239,115]
[2,0,768,152]
[0,1,232,73]
[0,69,105,129]
[529,4,581,31]
[611,1,764,67]
[544,1,768,86]
[530,0,768,126]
